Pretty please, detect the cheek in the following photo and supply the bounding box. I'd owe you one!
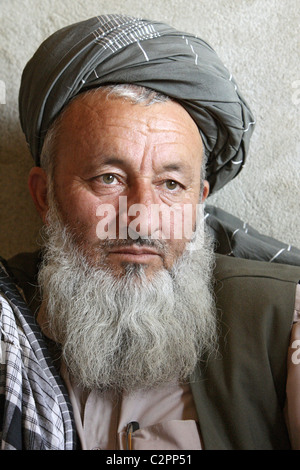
[162,237,187,271]
[159,202,197,241]
[159,203,198,270]
[56,189,103,242]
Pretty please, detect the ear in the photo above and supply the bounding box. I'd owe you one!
[28,167,49,223]
[201,180,210,202]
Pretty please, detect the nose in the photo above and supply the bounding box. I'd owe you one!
[119,179,160,239]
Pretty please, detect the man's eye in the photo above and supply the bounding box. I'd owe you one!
[165,180,179,190]
[101,174,116,184]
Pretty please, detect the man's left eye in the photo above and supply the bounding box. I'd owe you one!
[165,180,179,190]
[101,174,116,184]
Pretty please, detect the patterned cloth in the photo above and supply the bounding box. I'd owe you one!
[205,205,300,266]
[0,261,76,450]
[19,13,255,194]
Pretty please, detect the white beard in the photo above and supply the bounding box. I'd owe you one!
[38,202,218,393]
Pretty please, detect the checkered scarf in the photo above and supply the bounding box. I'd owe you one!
[0,261,76,450]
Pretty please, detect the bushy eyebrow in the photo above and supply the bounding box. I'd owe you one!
[91,157,190,172]
[100,157,127,167]
[161,162,188,172]
[158,162,196,188]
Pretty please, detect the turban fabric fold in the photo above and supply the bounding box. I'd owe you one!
[19,14,255,194]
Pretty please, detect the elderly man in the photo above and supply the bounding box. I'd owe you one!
[0,14,300,450]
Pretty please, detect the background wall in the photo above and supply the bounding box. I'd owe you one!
[0,0,299,259]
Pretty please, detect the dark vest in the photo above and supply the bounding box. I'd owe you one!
[191,254,300,449]
[3,251,300,449]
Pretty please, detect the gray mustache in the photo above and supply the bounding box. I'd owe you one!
[99,232,167,253]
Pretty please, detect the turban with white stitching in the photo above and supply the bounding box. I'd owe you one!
[19,14,255,194]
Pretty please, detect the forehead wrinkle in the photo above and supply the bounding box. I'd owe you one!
[147,118,195,134]
[76,99,150,127]
[69,96,202,146]
[63,94,203,173]
[74,98,195,135]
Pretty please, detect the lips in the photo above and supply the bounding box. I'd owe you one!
[109,245,160,256]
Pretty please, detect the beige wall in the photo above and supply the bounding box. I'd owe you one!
[0,0,299,259]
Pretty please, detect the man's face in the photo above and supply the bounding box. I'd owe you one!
[50,90,207,276]
[33,89,217,391]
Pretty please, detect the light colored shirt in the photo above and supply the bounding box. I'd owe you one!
[62,364,202,450]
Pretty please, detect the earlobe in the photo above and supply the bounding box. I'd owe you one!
[28,167,49,223]
[201,180,210,202]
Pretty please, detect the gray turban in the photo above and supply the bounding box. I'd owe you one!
[19,14,255,194]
